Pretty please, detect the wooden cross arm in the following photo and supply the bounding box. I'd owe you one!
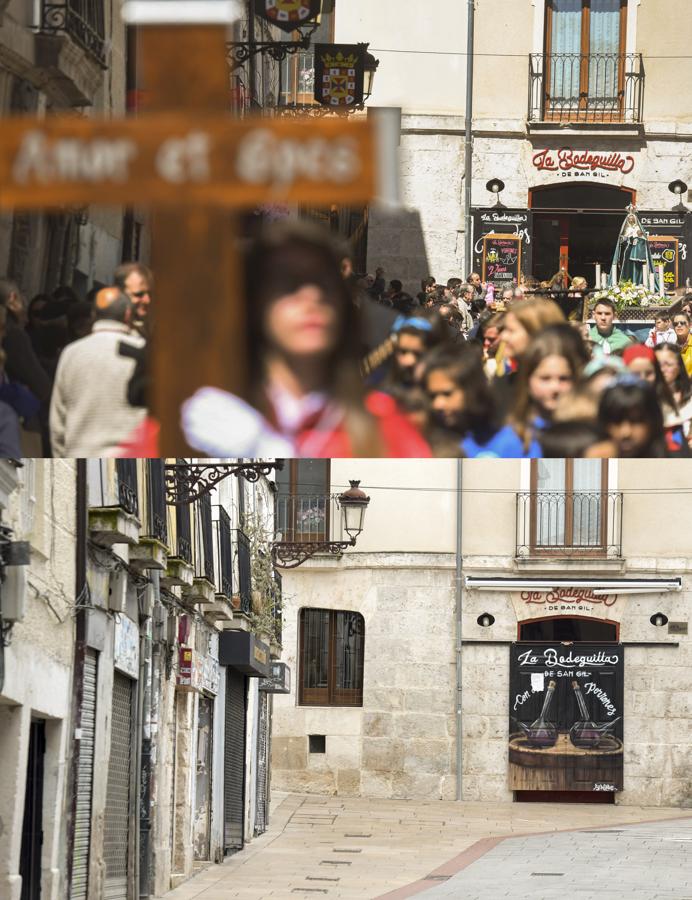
[0,114,378,209]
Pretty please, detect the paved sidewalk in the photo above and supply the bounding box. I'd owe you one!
[415,817,692,900]
[162,793,691,900]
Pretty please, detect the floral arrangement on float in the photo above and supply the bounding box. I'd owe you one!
[590,280,672,316]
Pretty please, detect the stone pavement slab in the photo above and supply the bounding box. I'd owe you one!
[162,794,691,900]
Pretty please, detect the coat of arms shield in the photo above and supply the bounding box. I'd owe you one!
[255,0,321,33]
[314,44,365,108]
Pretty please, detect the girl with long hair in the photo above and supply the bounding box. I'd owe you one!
[180,221,431,458]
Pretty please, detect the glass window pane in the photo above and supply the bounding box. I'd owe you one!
[536,460,566,545]
[334,612,364,693]
[303,609,329,689]
[572,461,603,546]
[550,0,583,103]
[589,0,621,104]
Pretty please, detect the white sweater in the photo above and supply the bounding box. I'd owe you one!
[50,321,146,457]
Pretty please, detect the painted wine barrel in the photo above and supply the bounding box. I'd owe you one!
[508,732,623,792]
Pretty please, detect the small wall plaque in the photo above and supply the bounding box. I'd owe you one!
[668,621,688,636]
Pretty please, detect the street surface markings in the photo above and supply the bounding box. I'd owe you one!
[344,833,372,838]
[306,876,340,882]
[333,848,363,853]
[530,872,565,877]
[424,875,452,882]
[320,859,352,865]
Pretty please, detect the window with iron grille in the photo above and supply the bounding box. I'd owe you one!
[273,570,283,646]
[198,493,215,584]
[299,609,364,707]
[115,459,139,517]
[237,529,252,615]
[146,459,168,544]
[218,507,233,598]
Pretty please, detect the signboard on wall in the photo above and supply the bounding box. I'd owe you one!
[510,589,622,621]
[509,643,624,793]
[473,209,531,279]
[648,235,679,290]
[640,212,689,287]
[482,233,522,284]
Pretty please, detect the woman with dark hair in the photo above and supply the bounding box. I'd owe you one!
[597,376,689,457]
[653,341,692,446]
[180,221,431,458]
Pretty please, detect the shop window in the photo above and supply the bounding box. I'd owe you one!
[522,460,621,556]
[299,608,364,707]
[539,0,640,123]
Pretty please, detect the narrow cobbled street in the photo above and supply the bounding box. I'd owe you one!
[163,794,691,900]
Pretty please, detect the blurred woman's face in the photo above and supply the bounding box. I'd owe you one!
[264,284,339,360]
[655,348,679,385]
[607,419,650,457]
[426,369,465,428]
[501,313,530,358]
[528,354,573,414]
[627,357,656,384]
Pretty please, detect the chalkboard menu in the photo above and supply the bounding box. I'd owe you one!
[482,233,522,284]
[648,235,679,290]
[509,643,624,793]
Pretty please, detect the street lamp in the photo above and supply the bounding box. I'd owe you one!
[486,178,506,209]
[669,180,688,212]
[164,460,283,504]
[271,480,371,568]
[363,49,380,103]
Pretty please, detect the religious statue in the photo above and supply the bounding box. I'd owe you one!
[609,204,659,289]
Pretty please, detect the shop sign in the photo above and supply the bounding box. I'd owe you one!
[472,208,531,280]
[532,147,635,179]
[177,644,220,694]
[509,643,624,793]
[114,614,139,679]
[482,233,522,284]
[178,646,194,688]
[511,589,621,620]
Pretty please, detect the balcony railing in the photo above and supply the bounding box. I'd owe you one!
[40,0,107,67]
[516,491,623,558]
[237,529,252,615]
[273,570,282,646]
[145,459,168,545]
[529,53,644,124]
[195,493,215,584]
[274,493,344,545]
[174,504,192,564]
[115,459,138,518]
[215,507,233,599]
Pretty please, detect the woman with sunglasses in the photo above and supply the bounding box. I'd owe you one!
[672,312,692,377]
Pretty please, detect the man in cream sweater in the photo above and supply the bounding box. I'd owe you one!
[50,288,146,457]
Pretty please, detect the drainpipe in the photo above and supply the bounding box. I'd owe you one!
[66,459,88,896]
[138,574,156,898]
[455,459,463,801]
[463,0,475,276]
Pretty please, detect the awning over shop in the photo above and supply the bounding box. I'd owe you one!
[219,631,271,677]
[465,576,682,596]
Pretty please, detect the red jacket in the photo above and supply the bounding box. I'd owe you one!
[117,391,432,458]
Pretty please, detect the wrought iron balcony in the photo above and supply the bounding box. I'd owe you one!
[144,459,168,546]
[273,492,355,567]
[272,569,282,646]
[236,529,252,615]
[173,504,192,564]
[40,0,107,67]
[529,53,644,124]
[195,493,215,585]
[115,459,138,518]
[214,507,233,599]
[516,491,623,558]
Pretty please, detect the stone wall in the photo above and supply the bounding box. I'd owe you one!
[272,554,458,801]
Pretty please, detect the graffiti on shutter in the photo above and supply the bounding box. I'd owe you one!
[71,650,97,900]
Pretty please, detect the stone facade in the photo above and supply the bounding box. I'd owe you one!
[272,459,692,809]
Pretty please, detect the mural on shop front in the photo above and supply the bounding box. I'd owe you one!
[509,643,624,793]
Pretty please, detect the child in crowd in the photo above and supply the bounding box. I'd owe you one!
[645,314,677,348]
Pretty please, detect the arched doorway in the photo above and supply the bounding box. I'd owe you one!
[515,615,620,804]
[529,182,635,285]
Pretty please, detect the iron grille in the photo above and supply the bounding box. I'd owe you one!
[274,493,342,544]
[40,0,107,67]
[103,673,133,894]
[516,491,623,558]
[115,459,138,518]
[217,507,233,599]
[299,609,364,707]
[197,493,215,585]
[175,504,192,564]
[237,529,252,615]
[529,53,644,123]
[146,459,168,545]
[272,570,282,646]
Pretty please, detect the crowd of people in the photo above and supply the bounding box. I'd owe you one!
[2,220,691,459]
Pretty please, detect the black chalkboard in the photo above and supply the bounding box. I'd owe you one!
[509,643,624,792]
[482,233,522,284]
[648,235,679,290]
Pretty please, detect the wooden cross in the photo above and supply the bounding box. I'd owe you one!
[0,1,395,454]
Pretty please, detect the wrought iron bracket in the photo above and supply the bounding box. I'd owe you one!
[276,103,366,117]
[271,538,355,570]
[226,36,311,70]
[165,461,283,505]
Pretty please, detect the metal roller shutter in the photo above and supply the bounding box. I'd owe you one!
[254,692,269,836]
[103,672,134,900]
[224,669,246,853]
[70,650,97,900]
